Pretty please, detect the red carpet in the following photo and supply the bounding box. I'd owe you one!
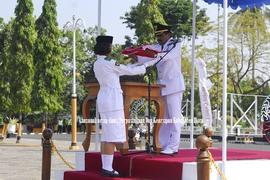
[64,148,270,180]
[63,171,145,180]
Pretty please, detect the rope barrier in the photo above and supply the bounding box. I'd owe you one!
[51,141,75,170]
[207,150,227,180]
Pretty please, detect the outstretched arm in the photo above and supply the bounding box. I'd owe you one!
[110,60,146,76]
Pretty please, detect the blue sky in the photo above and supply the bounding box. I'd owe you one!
[0,0,232,44]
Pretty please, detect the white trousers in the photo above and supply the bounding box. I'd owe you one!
[158,92,183,151]
[100,110,126,142]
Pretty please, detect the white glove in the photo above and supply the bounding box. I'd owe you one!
[127,62,144,67]
[156,52,166,58]
[143,58,159,67]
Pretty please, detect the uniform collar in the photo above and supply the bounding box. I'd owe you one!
[97,55,111,61]
[163,37,174,47]
[159,37,173,51]
[97,55,106,59]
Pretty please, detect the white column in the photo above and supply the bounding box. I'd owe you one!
[190,0,197,149]
[255,95,258,135]
[72,16,76,97]
[98,0,102,35]
[222,0,228,175]
[230,94,233,134]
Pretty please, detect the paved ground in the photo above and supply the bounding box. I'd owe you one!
[0,137,79,180]
[0,133,269,180]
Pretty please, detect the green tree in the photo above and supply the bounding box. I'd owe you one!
[197,8,270,112]
[0,18,4,52]
[227,9,270,95]
[228,9,270,126]
[158,0,211,38]
[122,0,210,42]
[121,0,165,44]
[7,0,36,116]
[32,0,64,120]
[0,19,11,113]
[196,9,270,126]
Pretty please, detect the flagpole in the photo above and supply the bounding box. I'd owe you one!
[190,0,197,149]
[95,0,102,152]
[98,0,101,35]
[222,0,228,175]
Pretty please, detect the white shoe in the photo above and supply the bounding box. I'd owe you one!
[161,148,178,155]
[161,148,174,155]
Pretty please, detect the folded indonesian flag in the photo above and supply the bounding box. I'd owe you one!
[122,46,160,58]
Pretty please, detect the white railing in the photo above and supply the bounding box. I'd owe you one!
[182,99,191,118]
[127,93,267,136]
[228,93,267,135]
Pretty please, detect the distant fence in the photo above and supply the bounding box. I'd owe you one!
[228,93,267,135]
[181,93,268,136]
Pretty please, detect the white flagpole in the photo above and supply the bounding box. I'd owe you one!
[190,0,197,149]
[98,0,101,35]
[95,0,102,152]
[222,0,228,175]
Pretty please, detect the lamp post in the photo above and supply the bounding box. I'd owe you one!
[64,15,85,150]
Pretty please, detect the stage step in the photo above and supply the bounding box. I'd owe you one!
[64,149,270,180]
[84,152,137,177]
[84,151,190,180]
[64,171,143,180]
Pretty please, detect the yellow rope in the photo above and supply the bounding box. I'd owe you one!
[51,141,75,170]
[207,150,227,180]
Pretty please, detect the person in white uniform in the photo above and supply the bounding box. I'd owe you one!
[93,35,158,177]
[136,23,185,155]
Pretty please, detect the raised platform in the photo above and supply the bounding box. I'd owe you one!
[63,148,270,180]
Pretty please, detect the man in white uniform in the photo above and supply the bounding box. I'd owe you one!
[93,35,157,177]
[136,23,185,155]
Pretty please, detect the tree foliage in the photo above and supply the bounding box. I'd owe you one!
[196,8,270,118]
[158,0,211,38]
[0,19,11,113]
[6,0,36,113]
[122,0,210,43]
[227,9,270,95]
[0,18,4,53]
[121,0,165,44]
[32,0,64,113]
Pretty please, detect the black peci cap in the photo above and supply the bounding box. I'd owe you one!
[96,35,113,44]
[154,23,171,34]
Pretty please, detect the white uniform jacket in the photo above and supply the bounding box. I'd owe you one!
[94,55,146,113]
[138,38,185,96]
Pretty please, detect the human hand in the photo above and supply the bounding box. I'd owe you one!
[128,53,138,63]
[144,48,158,58]
[143,58,159,67]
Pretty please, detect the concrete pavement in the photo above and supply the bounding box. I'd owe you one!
[0,136,87,180]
